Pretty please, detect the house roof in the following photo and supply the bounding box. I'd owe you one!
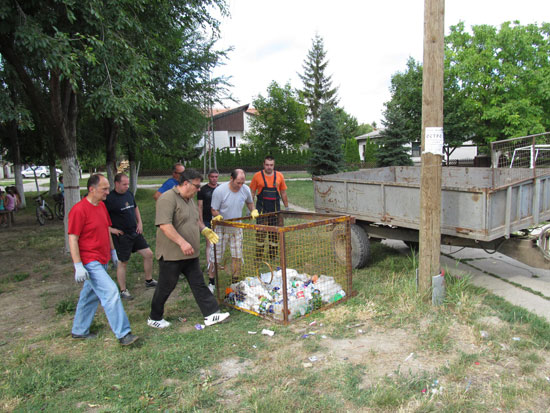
[355,128,385,141]
[208,104,257,120]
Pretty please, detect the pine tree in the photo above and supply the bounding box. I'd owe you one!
[375,100,414,166]
[344,138,361,166]
[298,35,339,122]
[309,106,344,175]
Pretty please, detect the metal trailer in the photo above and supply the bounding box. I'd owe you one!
[313,166,550,269]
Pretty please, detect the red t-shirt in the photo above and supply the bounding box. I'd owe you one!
[68,198,112,265]
[250,171,287,195]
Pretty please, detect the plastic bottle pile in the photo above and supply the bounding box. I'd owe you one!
[224,268,346,320]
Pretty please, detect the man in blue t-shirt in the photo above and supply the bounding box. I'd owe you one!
[153,163,185,201]
[105,173,157,300]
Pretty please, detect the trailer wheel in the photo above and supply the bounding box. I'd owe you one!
[351,224,370,268]
[332,223,370,269]
[404,241,419,252]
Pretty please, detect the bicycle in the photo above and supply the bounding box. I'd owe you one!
[33,192,54,225]
[53,193,64,220]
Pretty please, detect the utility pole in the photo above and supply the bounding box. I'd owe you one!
[419,0,445,296]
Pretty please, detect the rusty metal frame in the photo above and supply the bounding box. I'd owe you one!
[213,212,354,324]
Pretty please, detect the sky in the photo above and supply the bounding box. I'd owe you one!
[212,0,550,126]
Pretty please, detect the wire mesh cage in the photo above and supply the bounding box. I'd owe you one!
[491,132,550,182]
[212,212,354,324]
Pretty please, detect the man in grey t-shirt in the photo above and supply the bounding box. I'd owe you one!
[210,169,258,281]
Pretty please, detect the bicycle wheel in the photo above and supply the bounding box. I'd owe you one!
[54,201,64,220]
[43,203,54,220]
[36,206,46,225]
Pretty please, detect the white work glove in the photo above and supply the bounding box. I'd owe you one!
[111,249,119,268]
[202,227,219,244]
[211,215,223,222]
[74,262,89,283]
[250,209,259,219]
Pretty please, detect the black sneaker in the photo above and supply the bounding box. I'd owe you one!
[145,279,158,288]
[71,332,97,340]
[118,333,139,346]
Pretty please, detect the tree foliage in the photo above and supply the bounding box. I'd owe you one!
[244,81,309,151]
[298,34,338,122]
[0,0,228,249]
[356,123,374,136]
[334,107,359,140]
[376,58,420,166]
[309,105,343,175]
[343,137,361,168]
[378,21,550,159]
[446,21,550,145]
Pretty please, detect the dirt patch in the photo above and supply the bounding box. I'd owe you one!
[216,357,253,379]
[323,327,450,385]
[0,216,73,345]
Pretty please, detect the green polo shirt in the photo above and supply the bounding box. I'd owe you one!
[155,186,200,261]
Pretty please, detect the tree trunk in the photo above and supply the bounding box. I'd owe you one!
[127,139,139,195]
[48,157,57,195]
[6,119,26,208]
[14,163,26,209]
[50,74,80,254]
[104,117,118,189]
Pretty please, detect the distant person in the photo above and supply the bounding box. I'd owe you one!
[153,163,185,201]
[250,155,289,261]
[4,187,15,214]
[198,169,220,292]
[0,188,6,227]
[105,173,157,301]
[210,169,258,281]
[9,186,22,211]
[58,175,64,197]
[148,169,229,329]
[68,174,139,346]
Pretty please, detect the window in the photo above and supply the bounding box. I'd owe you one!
[411,141,421,157]
[229,136,236,148]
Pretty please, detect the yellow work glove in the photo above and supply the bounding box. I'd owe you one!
[250,209,259,219]
[201,227,219,244]
[211,215,223,222]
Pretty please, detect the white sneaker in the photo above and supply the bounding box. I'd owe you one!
[208,284,215,294]
[147,318,171,329]
[204,312,229,326]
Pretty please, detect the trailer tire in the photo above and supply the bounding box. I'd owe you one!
[333,223,370,269]
[404,241,419,252]
[351,224,370,268]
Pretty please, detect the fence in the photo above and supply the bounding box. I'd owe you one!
[212,211,354,324]
[490,132,550,184]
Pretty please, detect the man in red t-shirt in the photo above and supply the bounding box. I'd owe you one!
[249,156,290,262]
[68,174,138,346]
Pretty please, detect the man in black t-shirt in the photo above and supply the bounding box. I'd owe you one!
[105,173,157,300]
[197,169,219,292]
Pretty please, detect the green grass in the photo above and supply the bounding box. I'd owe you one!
[285,179,314,210]
[1,186,550,411]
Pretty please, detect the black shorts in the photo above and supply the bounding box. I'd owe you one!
[112,233,149,262]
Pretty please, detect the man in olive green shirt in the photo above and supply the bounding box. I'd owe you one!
[148,169,230,329]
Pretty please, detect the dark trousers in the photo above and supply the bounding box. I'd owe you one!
[149,257,219,321]
[255,215,279,262]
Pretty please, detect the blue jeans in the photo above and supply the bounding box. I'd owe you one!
[72,261,131,339]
